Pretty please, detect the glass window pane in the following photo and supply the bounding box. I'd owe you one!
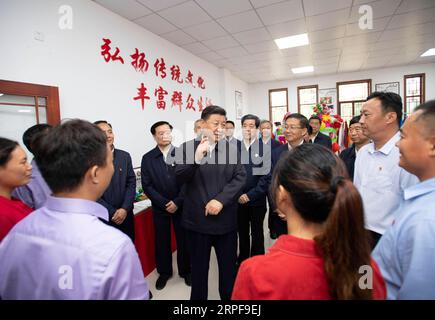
[406,77,420,96]
[354,102,364,116]
[38,97,47,106]
[38,106,48,123]
[0,104,37,159]
[340,103,353,123]
[338,82,368,101]
[0,94,35,106]
[270,90,287,107]
[300,104,314,119]
[406,97,420,114]
[271,106,287,125]
[299,88,317,104]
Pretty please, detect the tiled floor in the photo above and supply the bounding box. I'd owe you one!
[146,217,277,300]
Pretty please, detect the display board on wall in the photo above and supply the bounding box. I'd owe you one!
[375,82,400,94]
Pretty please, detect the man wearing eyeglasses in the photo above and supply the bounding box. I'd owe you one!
[339,115,370,180]
[270,113,309,236]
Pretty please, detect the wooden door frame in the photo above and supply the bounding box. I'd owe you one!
[0,79,60,125]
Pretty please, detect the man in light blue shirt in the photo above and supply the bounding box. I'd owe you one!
[0,120,149,299]
[354,92,418,248]
[373,100,435,299]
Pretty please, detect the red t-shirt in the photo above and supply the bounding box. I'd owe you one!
[232,235,386,300]
[0,196,33,241]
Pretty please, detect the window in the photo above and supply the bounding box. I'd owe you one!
[337,79,371,123]
[0,79,60,157]
[404,73,425,116]
[297,85,318,119]
[269,88,288,126]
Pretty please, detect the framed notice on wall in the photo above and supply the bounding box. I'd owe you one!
[318,88,337,112]
[375,82,400,94]
[235,90,243,120]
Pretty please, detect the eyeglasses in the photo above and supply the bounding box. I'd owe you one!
[349,128,362,133]
[283,125,303,131]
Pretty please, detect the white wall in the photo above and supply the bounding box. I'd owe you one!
[0,0,248,166]
[248,63,435,120]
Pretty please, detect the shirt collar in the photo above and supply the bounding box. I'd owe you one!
[368,131,400,155]
[288,139,304,151]
[403,177,435,201]
[44,196,109,221]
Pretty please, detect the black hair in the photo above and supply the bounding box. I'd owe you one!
[309,116,322,124]
[0,137,19,167]
[241,114,260,128]
[349,115,361,126]
[35,119,108,193]
[274,122,281,126]
[150,121,173,135]
[22,124,52,154]
[415,100,435,134]
[93,120,112,128]
[201,105,226,121]
[226,120,235,127]
[272,143,371,299]
[366,91,402,126]
[284,113,309,130]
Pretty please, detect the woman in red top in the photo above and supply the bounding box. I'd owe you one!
[0,138,33,241]
[232,143,386,300]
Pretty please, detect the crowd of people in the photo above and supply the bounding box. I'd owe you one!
[0,91,434,300]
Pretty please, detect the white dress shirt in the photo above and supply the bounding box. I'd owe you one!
[354,131,419,234]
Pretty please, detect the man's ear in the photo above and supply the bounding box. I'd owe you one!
[89,165,99,184]
[385,111,397,125]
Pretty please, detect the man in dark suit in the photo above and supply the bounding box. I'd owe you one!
[95,121,136,242]
[339,115,370,180]
[259,120,280,239]
[173,106,246,300]
[141,121,190,291]
[309,116,333,149]
[237,115,271,264]
[271,113,309,237]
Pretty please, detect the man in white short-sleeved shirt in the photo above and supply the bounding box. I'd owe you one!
[354,92,418,249]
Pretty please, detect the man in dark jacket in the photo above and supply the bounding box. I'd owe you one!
[309,116,332,149]
[95,121,136,242]
[173,106,246,300]
[237,115,271,264]
[259,120,280,239]
[271,113,309,236]
[141,121,190,291]
[339,115,370,180]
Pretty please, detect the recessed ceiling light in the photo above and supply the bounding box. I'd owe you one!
[291,66,314,74]
[274,33,309,50]
[0,93,3,96]
[18,109,32,113]
[421,48,435,57]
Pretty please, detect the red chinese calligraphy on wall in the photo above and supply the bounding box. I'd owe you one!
[185,70,195,87]
[130,48,149,73]
[197,76,206,89]
[171,91,183,112]
[170,65,184,84]
[186,94,195,111]
[154,86,168,110]
[100,38,124,64]
[154,58,167,78]
[133,83,150,110]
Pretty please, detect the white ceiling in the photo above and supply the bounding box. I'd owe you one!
[94,0,435,83]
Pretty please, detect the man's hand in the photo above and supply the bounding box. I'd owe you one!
[195,136,210,163]
[166,201,178,214]
[112,208,128,225]
[205,199,223,216]
[238,194,250,204]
